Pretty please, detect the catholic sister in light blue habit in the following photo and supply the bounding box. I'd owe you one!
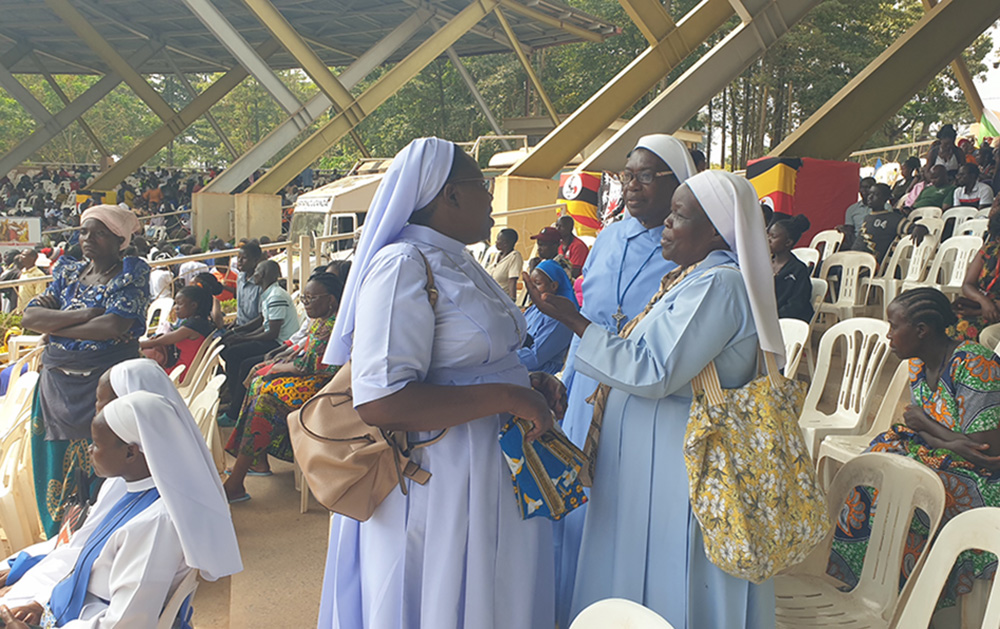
[553,134,695,626]
[528,170,782,628]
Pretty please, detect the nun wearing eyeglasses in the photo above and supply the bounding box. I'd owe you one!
[552,134,696,626]
[526,170,780,628]
[317,138,564,629]
[0,391,242,628]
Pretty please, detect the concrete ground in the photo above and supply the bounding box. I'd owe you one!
[193,456,328,629]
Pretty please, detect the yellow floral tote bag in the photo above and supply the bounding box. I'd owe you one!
[685,351,828,584]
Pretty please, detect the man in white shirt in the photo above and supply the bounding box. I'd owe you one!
[952,163,994,209]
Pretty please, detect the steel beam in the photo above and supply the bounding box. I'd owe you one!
[240,0,370,155]
[247,0,501,195]
[494,8,559,127]
[43,0,176,122]
[922,0,983,121]
[0,43,32,71]
[180,0,304,120]
[0,43,161,176]
[618,0,675,44]
[504,0,733,179]
[580,0,821,172]
[498,0,605,43]
[30,52,110,158]
[445,46,511,149]
[770,0,1000,161]
[0,61,54,124]
[86,40,282,192]
[162,51,238,161]
[201,10,429,193]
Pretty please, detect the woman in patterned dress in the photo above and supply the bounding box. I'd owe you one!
[223,272,343,502]
[953,194,1000,341]
[830,288,1000,608]
[21,205,148,537]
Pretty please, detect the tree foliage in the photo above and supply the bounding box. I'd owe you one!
[0,0,992,172]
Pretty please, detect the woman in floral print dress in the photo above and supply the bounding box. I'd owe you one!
[223,272,343,502]
[830,288,1000,608]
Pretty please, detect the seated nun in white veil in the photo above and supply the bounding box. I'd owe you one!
[0,358,201,606]
[0,391,242,628]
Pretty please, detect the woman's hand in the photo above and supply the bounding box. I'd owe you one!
[32,294,59,310]
[529,372,567,420]
[0,568,8,588]
[980,297,1000,324]
[945,439,1000,471]
[903,405,936,432]
[0,606,29,629]
[267,362,301,376]
[6,601,43,625]
[521,272,591,336]
[506,386,555,442]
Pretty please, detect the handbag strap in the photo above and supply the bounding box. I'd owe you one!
[690,350,782,406]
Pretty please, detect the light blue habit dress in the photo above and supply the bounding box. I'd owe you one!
[555,213,676,626]
[569,249,775,628]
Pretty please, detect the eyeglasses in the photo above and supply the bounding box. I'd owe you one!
[299,294,329,304]
[619,170,675,186]
[450,177,494,194]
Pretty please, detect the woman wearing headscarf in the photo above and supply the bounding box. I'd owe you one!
[0,391,241,628]
[317,138,563,628]
[517,259,578,375]
[526,170,781,627]
[21,204,150,538]
[552,134,695,625]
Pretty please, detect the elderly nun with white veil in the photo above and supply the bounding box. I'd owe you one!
[0,390,241,628]
[553,133,696,627]
[317,137,564,628]
[525,170,781,628]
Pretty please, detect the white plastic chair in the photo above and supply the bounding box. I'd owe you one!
[809,229,844,262]
[815,361,910,489]
[0,372,39,437]
[981,324,1000,354]
[0,420,37,553]
[775,453,946,629]
[890,508,1000,629]
[942,206,980,234]
[865,236,915,319]
[792,247,820,275]
[156,569,199,629]
[780,318,810,378]
[817,251,878,324]
[146,297,174,335]
[178,335,220,389]
[913,216,945,246]
[958,217,989,239]
[178,344,224,405]
[903,235,982,298]
[888,234,939,298]
[798,317,891,457]
[189,375,225,474]
[908,206,943,221]
[570,598,675,629]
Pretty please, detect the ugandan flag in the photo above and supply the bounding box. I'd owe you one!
[558,171,601,237]
[746,157,802,217]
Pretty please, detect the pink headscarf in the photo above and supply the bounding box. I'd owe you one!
[80,204,141,250]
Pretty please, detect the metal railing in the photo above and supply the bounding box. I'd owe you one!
[0,232,357,298]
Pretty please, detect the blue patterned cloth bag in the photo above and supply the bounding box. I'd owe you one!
[499,417,588,521]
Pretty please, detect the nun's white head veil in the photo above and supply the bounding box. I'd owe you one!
[109,358,190,418]
[103,391,242,581]
[684,170,784,363]
[631,134,696,186]
[324,137,456,365]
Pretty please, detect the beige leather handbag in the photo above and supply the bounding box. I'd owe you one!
[288,250,443,521]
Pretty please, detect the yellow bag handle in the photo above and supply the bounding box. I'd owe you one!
[690,350,782,407]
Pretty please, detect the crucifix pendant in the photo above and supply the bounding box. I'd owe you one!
[612,307,627,333]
